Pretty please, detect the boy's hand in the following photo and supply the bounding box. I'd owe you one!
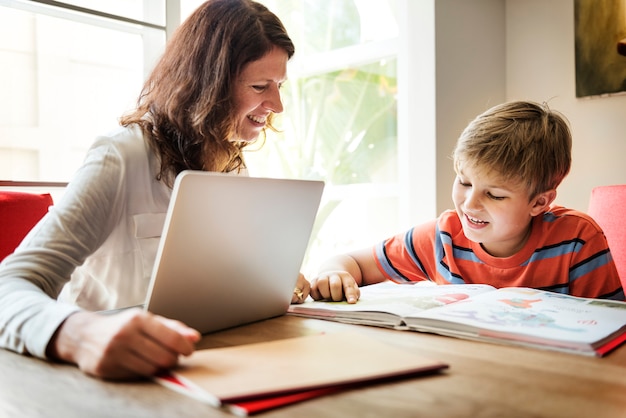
[310,271,361,304]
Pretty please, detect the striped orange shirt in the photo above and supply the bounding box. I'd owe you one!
[374,207,623,300]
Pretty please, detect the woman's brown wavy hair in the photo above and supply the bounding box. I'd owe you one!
[120,0,294,185]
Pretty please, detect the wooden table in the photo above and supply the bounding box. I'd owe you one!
[2,314,626,418]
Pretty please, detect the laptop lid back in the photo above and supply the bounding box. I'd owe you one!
[144,170,324,334]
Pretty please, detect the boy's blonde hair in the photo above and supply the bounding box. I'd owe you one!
[453,101,572,199]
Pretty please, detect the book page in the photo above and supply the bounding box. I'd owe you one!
[409,287,626,345]
[289,281,496,324]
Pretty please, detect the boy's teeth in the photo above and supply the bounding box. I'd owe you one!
[468,215,486,224]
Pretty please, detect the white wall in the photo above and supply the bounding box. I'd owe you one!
[430,0,626,215]
[435,0,506,213]
[506,0,626,211]
[399,0,506,220]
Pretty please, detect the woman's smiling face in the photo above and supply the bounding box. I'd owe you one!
[452,163,552,257]
[232,47,288,142]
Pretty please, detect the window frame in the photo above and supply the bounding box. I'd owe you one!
[0,0,173,188]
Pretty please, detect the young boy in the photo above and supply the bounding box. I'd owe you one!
[309,100,624,304]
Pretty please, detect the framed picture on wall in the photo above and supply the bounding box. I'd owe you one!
[574,0,626,98]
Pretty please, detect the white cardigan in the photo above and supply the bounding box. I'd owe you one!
[0,125,194,358]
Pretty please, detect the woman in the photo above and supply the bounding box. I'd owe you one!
[0,0,308,380]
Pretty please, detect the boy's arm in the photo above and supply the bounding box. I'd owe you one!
[309,247,386,304]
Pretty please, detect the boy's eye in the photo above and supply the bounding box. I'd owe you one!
[487,192,505,201]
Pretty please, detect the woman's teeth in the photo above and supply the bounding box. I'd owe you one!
[248,115,266,124]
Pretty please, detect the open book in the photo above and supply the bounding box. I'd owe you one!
[288,282,626,357]
[155,332,447,416]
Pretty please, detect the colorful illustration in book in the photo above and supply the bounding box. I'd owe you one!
[436,293,470,305]
[499,298,542,309]
[434,298,587,333]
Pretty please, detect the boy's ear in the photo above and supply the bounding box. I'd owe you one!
[530,189,557,216]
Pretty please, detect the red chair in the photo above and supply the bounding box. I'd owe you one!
[587,185,626,290]
[0,191,53,261]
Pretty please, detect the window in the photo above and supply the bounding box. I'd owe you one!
[0,0,166,182]
[2,0,403,275]
[185,0,401,273]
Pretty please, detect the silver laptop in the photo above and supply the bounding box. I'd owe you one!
[144,170,324,334]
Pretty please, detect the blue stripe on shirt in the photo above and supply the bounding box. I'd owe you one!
[435,227,470,284]
[569,249,611,280]
[403,228,428,278]
[523,239,585,266]
[375,239,412,282]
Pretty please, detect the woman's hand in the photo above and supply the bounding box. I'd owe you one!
[47,309,201,380]
[291,273,310,304]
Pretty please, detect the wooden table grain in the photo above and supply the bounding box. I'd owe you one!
[1,315,625,418]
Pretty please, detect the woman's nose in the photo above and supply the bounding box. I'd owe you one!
[264,85,283,114]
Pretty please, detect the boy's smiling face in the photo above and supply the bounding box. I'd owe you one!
[452,163,555,258]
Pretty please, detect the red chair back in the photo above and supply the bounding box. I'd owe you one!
[587,185,626,290]
[0,191,53,261]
